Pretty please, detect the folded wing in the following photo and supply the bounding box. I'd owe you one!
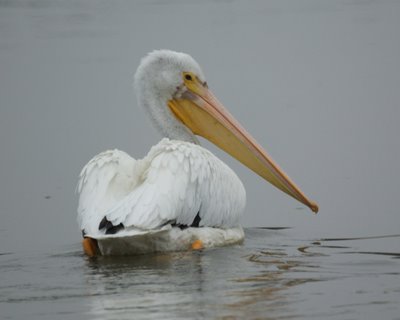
[77,139,246,238]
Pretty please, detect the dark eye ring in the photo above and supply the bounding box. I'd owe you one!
[185,74,193,81]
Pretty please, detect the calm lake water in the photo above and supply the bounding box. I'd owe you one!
[1,0,400,319]
[1,229,400,320]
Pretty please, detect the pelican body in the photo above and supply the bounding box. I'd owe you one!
[77,50,318,256]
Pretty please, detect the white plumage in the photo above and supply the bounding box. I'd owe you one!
[78,138,245,230]
[78,138,245,254]
[77,49,318,255]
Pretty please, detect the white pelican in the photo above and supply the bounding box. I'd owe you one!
[77,50,318,256]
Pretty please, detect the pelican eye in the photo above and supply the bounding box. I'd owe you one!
[185,74,193,81]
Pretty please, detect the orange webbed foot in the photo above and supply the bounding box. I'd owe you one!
[82,237,99,257]
[191,239,203,250]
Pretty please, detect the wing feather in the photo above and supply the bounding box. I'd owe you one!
[105,148,201,229]
[103,139,245,231]
[77,149,137,235]
[77,139,246,237]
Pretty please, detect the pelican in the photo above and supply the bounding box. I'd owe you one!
[77,50,318,256]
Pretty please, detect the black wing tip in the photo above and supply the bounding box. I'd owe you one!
[99,216,124,234]
[98,216,109,230]
[191,212,201,228]
[171,211,202,230]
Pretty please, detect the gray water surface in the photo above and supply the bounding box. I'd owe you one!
[2,229,400,319]
[1,0,400,319]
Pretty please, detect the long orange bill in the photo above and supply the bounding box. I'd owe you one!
[168,73,319,213]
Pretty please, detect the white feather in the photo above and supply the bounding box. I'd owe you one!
[134,50,205,143]
[77,149,139,236]
[77,50,248,254]
[78,139,246,237]
[96,226,245,255]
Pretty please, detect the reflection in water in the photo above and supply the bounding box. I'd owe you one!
[226,251,318,318]
[75,229,400,319]
[1,229,400,319]
[84,251,211,319]
[81,229,325,319]
[1,0,400,318]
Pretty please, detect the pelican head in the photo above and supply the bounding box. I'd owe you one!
[134,50,318,213]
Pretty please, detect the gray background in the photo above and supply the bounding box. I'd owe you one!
[1,0,399,253]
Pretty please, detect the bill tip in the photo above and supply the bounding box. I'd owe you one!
[310,202,319,214]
